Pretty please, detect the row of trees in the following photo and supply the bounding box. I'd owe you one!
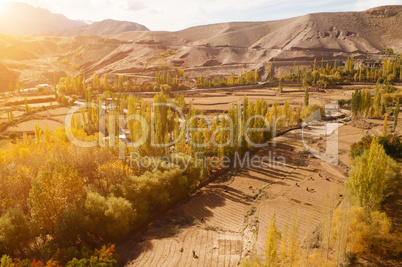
[75,92,312,162]
[327,137,400,261]
[350,83,401,120]
[8,80,22,94]
[197,71,259,88]
[282,55,402,89]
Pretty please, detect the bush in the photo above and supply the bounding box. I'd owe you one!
[67,245,117,267]
[0,209,32,255]
[350,135,402,159]
[160,84,171,94]
[8,132,20,141]
[301,104,325,121]
[333,206,392,255]
[337,99,346,108]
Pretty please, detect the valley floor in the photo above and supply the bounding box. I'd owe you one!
[118,124,354,266]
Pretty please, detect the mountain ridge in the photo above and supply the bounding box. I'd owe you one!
[0,5,401,89]
[0,2,149,36]
[0,2,87,35]
[55,19,149,36]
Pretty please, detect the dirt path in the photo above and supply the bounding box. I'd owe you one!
[119,125,347,266]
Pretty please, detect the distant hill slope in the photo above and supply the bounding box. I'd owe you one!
[0,5,400,88]
[0,2,87,35]
[106,5,402,73]
[56,19,149,36]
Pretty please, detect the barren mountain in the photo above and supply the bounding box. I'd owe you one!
[0,2,86,36]
[56,19,149,36]
[0,5,401,89]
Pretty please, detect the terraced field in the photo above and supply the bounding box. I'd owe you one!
[120,124,348,266]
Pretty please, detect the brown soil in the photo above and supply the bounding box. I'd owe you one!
[7,119,63,132]
[119,124,349,266]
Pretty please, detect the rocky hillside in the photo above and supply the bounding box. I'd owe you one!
[0,5,401,89]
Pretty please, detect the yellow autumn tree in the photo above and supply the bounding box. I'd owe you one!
[383,114,388,136]
[34,123,41,142]
[278,211,300,266]
[346,137,400,211]
[332,206,391,255]
[265,214,279,267]
[29,165,85,235]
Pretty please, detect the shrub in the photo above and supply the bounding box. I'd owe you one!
[301,104,325,121]
[332,206,392,255]
[350,135,402,159]
[0,209,31,255]
[337,99,346,108]
[8,132,20,141]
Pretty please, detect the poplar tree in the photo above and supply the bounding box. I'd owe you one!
[304,88,309,107]
[279,225,288,266]
[383,114,388,136]
[287,211,300,265]
[351,89,361,118]
[394,98,399,132]
[254,71,259,82]
[346,137,400,211]
[313,58,317,72]
[34,123,41,142]
[102,74,110,91]
[265,214,278,267]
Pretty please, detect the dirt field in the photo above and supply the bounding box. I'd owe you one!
[119,121,352,266]
[7,119,63,132]
[110,86,402,266]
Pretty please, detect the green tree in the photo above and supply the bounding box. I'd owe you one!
[351,89,361,118]
[278,81,283,93]
[104,196,135,239]
[385,48,394,55]
[304,88,309,107]
[313,58,317,72]
[0,209,31,255]
[394,98,399,132]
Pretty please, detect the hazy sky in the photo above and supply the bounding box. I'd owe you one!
[1,0,402,31]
